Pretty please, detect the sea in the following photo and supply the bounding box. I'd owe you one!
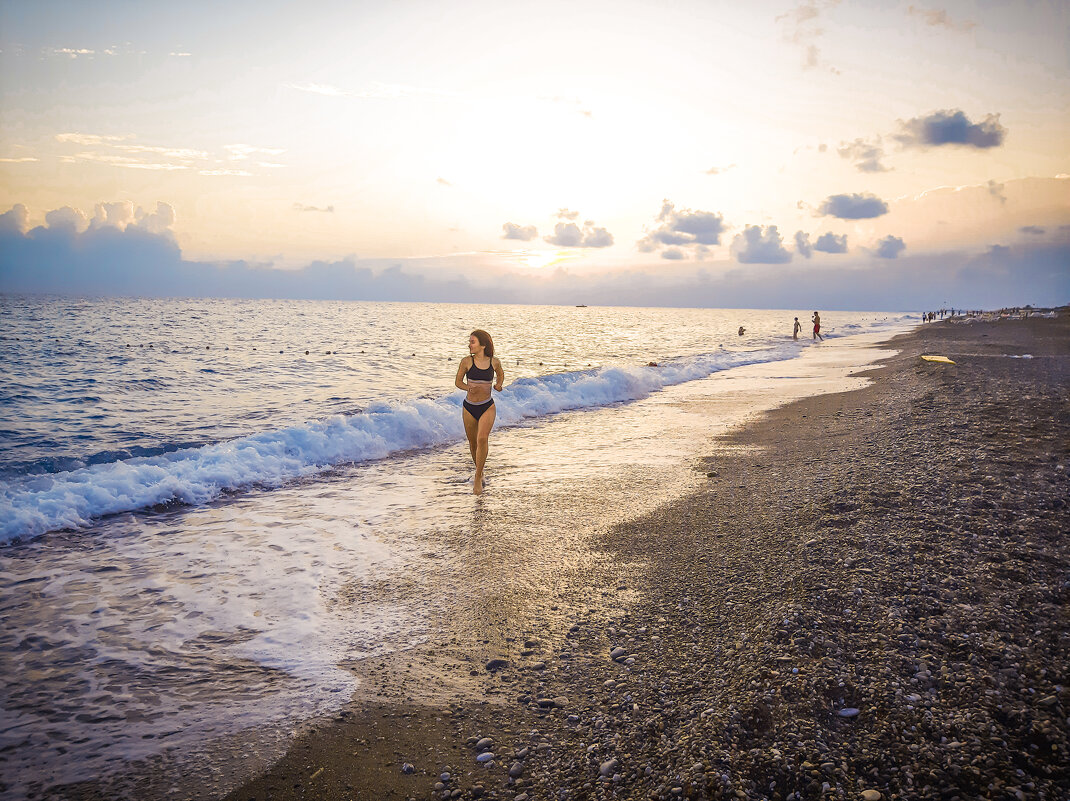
[0,296,916,799]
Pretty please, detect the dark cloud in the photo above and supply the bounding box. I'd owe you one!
[837,138,889,172]
[661,248,686,260]
[543,221,614,248]
[1019,225,1046,236]
[502,222,538,241]
[638,201,726,259]
[732,225,792,264]
[818,193,889,219]
[294,203,334,213]
[814,232,848,253]
[894,109,1006,149]
[794,231,813,259]
[875,235,906,259]
[987,180,1007,205]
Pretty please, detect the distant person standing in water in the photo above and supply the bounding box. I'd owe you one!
[812,311,824,341]
[455,329,504,495]
[793,317,801,340]
[738,326,746,336]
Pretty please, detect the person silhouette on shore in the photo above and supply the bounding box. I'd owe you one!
[738,326,746,336]
[812,311,823,341]
[793,317,801,340]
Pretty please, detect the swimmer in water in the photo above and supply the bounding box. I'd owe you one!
[454,329,504,494]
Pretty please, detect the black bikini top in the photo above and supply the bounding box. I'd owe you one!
[466,357,495,382]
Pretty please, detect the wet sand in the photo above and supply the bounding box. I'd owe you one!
[61,314,1069,801]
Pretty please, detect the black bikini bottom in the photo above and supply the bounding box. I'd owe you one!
[463,399,494,421]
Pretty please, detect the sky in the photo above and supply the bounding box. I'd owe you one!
[1,0,1068,309]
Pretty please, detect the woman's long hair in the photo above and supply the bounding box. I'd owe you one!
[470,329,494,358]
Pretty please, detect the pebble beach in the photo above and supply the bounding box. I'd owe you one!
[62,313,1069,801]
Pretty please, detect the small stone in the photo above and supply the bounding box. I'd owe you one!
[600,758,619,777]
[861,791,882,801]
[837,707,860,717]
[530,662,546,670]
[475,752,495,763]
[509,761,524,778]
[485,659,510,671]
[610,647,627,661]
[401,763,415,774]
[553,696,569,708]
[475,737,494,751]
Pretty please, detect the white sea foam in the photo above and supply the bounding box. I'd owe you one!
[0,347,793,541]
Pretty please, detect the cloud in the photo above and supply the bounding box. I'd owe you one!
[732,225,792,264]
[0,204,29,235]
[436,177,452,187]
[502,222,538,241]
[225,144,285,161]
[294,203,335,213]
[894,109,1006,149]
[875,235,906,259]
[544,220,614,248]
[638,201,726,260]
[3,203,1068,311]
[199,169,253,176]
[557,208,580,220]
[705,163,736,175]
[814,232,848,253]
[837,138,889,172]
[56,133,129,146]
[776,0,842,73]
[661,248,686,260]
[45,206,89,232]
[818,193,889,219]
[907,5,975,31]
[0,157,38,163]
[795,231,813,258]
[135,202,176,235]
[987,180,1007,205]
[1019,225,1046,235]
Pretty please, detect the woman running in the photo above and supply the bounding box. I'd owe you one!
[455,329,504,494]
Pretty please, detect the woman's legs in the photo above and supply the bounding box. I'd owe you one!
[472,404,496,494]
[463,407,478,462]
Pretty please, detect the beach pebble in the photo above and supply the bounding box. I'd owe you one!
[861,791,882,801]
[610,647,627,661]
[837,707,860,717]
[474,737,493,751]
[485,658,510,671]
[599,758,619,777]
[508,760,524,777]
[401,763,414,774]
[475,751,495,763]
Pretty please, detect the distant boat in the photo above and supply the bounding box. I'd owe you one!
[575,304,588,308]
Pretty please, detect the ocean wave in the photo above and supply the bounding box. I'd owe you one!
[0,347,797,542]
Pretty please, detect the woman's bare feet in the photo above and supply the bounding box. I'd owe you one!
[473,472,484,495]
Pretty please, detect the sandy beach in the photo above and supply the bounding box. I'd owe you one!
[58,313,1068,801]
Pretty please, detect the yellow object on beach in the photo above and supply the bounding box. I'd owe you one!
[921,355,956,364]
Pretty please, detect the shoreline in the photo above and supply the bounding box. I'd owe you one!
[62,314,1068,801]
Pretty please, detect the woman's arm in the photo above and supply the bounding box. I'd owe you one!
[455,357,470,391]
[493,357,505,392]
